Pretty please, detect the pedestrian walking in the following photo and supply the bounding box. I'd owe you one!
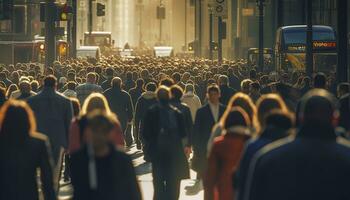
[143,86,190,200]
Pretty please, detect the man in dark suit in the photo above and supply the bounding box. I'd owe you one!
[103,77,134,146]
[187,84,225,194]
[27,75,73,165]
[218,75,236,105]
[241,89,350,200]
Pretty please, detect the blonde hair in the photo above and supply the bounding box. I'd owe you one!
[81,93,112,115]
[223,92,258,130]
[256,93,288,129]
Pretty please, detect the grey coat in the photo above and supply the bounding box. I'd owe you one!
[28,87,73,163]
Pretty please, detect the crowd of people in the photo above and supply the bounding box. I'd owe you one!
[0,55,349,200]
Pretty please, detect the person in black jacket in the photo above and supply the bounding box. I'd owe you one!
[135,82,158,151]
[187,84,226,194]
[142,86,189,200]
[101,67,114,91]
[218,75,236,106]
[103,77,134,146]
[170,85,193,157]
[0,100,55,200]
[70,111,141,200]
[241,89,350,200]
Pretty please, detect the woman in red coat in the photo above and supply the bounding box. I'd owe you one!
[204,107,251,200]
[68,93,124,153]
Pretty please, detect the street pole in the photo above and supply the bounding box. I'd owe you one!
[45,0,56,67]
[218,16,223,63]
[258,0,264,72]
[337,0,348,82]
[89,0,92,33]
[159,0,162,44]
[306,0,313,77]
[72,0,77,58]
[184,0,187,51]
[209,11,213,60]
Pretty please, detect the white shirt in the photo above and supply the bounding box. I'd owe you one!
[208,102,220,123]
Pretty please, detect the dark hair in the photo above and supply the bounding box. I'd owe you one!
[145,82,157,92]
[172,72,181,82]
[338,82,350,94]
[313,72,327,89]
[0,87,6,107]
[67,81,76,90]
[170,85,184,100]
[136,78,144,87]
[106,67,114,76]
[43,75,57,88]
[222,107,251,129]
[250,82,261,91]
[0,100,36,141]
[265,109,294,130]
[207,84,221,94]
[159,77,175,87]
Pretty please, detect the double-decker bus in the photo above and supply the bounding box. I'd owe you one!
[274,25,337,73]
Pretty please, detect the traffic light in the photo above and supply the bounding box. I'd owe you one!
[56,3,72,21]
[97,3,105,16]
[0,0,13,20]
[40,3,72,22]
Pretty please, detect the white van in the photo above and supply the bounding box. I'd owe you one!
[76,46,101,60]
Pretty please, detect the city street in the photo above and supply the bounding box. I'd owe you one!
[58,144,203,200]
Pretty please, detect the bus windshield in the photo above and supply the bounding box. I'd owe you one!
[284,31,335,44]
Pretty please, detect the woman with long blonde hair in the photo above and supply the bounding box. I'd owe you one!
[68,93,124,153]
[207,92,258,153]
[0,100,55,200]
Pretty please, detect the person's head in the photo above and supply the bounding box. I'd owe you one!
[298,89,338,127]
[43,75,57,89]
[256,94,288,128]
[265,109,294,131]
[337,82,350,98]
[30,80,39,92]
[19,80,31,94]
[111,77,122,89]
[221,107,251,129]
[170,85,184,101]
[0,72,7,80]
[250,82,261,94]
[6,84,18,98]
[313,72,327,89]
[159,77,175,87]
[105,67,114,77]
[218,75,229,86]
[0,100,36,141]
[126,72,133,80]
[136,78,144,88]
[249,69,257,80]
[70,98,81,117]
[145,82,157,92]
[157,85,171,105]
[227,92,257,126]
[184,84,195,94]
[241,79,253,94]
[172,72,181,83]
[86,72,96,84]
[67,81,76,91]
[67,71,76,81]
[81,93,111,115]
[206,84,221,105]
[302,76,311,87]
[84,111,115,153]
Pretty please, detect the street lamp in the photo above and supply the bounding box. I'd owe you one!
[256,0,265,72]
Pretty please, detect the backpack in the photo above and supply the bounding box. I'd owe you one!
[156,106,180,157]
